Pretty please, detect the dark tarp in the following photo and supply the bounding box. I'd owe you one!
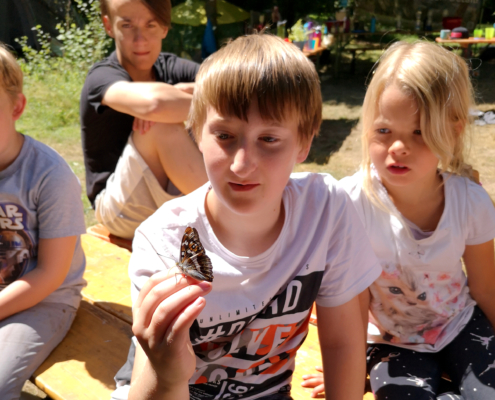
[0,0,80,51]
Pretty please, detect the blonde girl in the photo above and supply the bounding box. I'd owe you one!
[303,40,495,400]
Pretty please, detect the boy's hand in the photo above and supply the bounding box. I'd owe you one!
[133,117,156,135]
[301,366,325,398]
[132,268,212,387]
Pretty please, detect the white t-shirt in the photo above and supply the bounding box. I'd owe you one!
[129,172,381,399]
[340,170,495,352]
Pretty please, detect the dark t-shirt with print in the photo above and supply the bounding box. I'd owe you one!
[80,51,200,206]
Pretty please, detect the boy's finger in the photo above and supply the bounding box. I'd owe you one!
[159,295,206,346]
[134,278,211,332]
[134,268,183,309]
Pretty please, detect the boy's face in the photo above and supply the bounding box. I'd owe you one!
[199,101,311,217]
[103,0,168,78]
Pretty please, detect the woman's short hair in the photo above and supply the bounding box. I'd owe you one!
[101,0,171,28]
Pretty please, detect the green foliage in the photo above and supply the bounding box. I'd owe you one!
[288,20,307,42]
[15,0,111,78]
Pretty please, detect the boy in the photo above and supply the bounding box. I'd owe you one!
[0,44,86,398]
[80,0,207,240]
[128,34,381,400]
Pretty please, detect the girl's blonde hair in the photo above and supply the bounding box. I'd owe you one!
[0,43,23,104]
[361,40,474,207]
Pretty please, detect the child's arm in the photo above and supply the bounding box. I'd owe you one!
[102,82,194,124]
[316,294,366,400]
[128,269,212,400]
[302,288,370,397]
[463,240,495,328]
[0,236,77,321]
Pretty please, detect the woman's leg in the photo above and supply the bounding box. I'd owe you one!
[0,302,77,400]
[367,344,441,400]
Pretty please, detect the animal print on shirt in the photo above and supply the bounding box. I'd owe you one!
[370,263,466,344]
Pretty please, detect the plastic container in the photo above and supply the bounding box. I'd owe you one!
[474,29,483,38]
[440,29,451,40]
[486,27,495,40]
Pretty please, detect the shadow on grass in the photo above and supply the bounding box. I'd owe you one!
[305,118,358,165]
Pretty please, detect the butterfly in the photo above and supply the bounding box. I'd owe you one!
[175,226,214,282]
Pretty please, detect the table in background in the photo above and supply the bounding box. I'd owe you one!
[435,37,495,58]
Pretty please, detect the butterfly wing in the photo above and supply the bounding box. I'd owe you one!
[178,227,214,282]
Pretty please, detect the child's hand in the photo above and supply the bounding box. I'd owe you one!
[132,268,212,387]
[133,117,156,135]
[301,366,325,398]
[174,82,195,95]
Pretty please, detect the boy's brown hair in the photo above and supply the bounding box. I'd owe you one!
[100,0,171,28]
[0,43,23,103]
[187,34,322,146]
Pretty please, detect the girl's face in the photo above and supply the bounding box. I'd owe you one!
[369,84,439,191]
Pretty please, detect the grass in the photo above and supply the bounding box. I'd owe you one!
[17,71,97,227]
[15,47,495,229]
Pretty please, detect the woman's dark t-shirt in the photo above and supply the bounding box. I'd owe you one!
[80,51,199,206]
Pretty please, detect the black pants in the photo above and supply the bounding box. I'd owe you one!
[367,307,495,400]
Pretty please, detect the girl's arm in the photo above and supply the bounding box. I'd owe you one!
[0,236,77,321]
[463,240,495,329]
[316,294,366,400]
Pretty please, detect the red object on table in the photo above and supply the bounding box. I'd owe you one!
[443,17,462,30]
[451,32,463,38]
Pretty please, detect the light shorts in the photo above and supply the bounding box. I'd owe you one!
[95,134,181,240]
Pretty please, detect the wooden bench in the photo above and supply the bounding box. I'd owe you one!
[345,43,384,74]
[33,301,132,400]
[33,232,372,399]
[81,233,133,324]
[86,224,133,252]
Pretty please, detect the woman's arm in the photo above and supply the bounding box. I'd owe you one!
[102,82,193,123]
[463,240,495,329]
[316,295,366,400]
[0,236,77,321]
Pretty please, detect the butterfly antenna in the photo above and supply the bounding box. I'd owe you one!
[155,252,177,265]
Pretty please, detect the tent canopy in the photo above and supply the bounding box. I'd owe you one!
[172,0,249,26]
[0,0,81,51]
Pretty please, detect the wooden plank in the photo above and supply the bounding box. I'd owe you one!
[87,224,133,251]
[33,301,132,400]
[81,234,133,324]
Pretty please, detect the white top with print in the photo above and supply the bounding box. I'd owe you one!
[340,170,495,352]
[129,172,381,400]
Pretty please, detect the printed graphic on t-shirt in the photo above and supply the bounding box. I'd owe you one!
[187,271,323,399]
[0,203,33,286]
[370,262,467,345]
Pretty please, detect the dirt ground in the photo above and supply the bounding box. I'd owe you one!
[295,52,495,200]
